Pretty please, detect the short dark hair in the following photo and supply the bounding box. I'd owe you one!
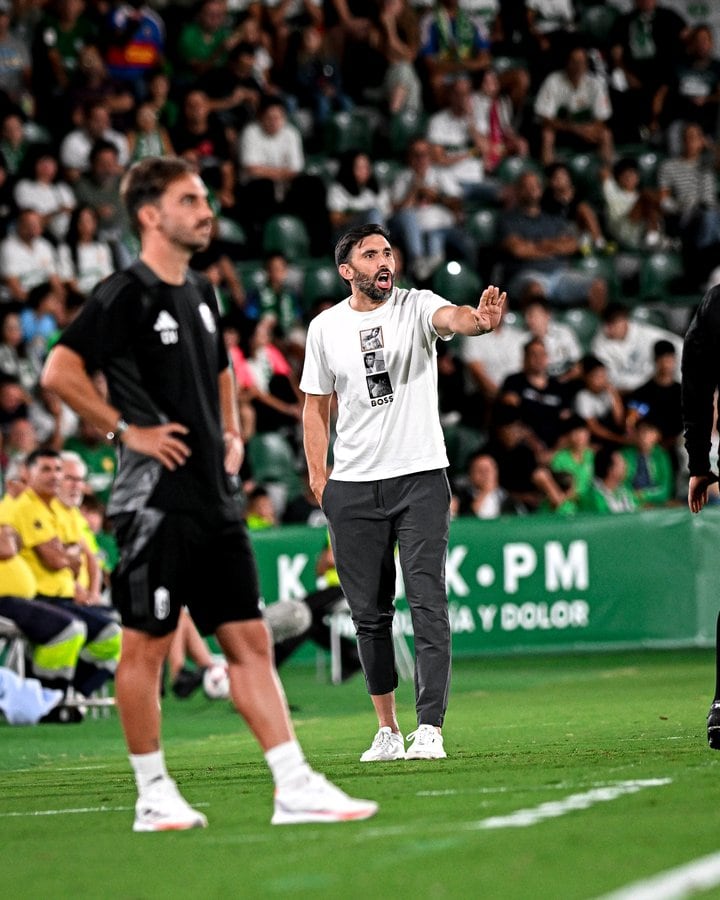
[602,301,630,324]
[25,448,61,468]
[594,446,617,480]
[581,353,605,375]
[334,223,390,269]
[120,156,197,234]
[653,339,676,359]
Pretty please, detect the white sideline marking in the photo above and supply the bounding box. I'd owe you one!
[596,851,720,900]
[468,779,671,830]
[0,802,209,819]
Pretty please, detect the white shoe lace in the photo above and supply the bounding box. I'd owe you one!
[371,728,395,751]
[406,725,439,747]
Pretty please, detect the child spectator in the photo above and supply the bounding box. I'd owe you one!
[578,446,637,514]
[621,416,674,507]
[601,157,665,250]
[574,354,628,449]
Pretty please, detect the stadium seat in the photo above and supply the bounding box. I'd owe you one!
[631,305,669,329]
[636,150,664,187]
[638,251,684,303]
[245,432,303,502]
[374,158,402,188]
[431,261,482,306]
[216,216,246,246]
[301,259,346,309]
[323,110,374,156]
[468,208,499,248]
[262,215,311,262]
[235,260,267,294]
[304,154,340,185]
[442,423,485,477]
[494,155,541,184]
[578,4,618,46]
[558,307,600,351]
[573,253,621,301]
[388,109,427,157]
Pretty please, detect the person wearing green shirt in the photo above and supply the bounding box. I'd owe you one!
[550,414,596,507]
[578,446,637,514]
[621,416,674,507]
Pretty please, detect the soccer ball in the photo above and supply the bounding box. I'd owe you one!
[202,663,230,700]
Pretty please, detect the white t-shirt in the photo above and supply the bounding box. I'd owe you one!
[590,321,683,392]
[238,122,304,175]
[534,71,612,123]
[526,320,581,377]
[460,322,526,389]
[59,128,130,172]
[300,288,452,480]
[326,182,390,217]
[426,109,485,185]
[13,180,76,241]
[391,166,461,231]
[0,233,62,290]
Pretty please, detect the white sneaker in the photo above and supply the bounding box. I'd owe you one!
[405,725,447,760]
[359,727,406,762]
[272,772,378,825]
[133,777,208,832]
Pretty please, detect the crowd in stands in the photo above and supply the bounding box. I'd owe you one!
[2,0,720,708]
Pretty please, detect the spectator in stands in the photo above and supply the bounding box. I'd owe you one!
[628,338,682,462]
[621,415,674,506]
[244,253,301,339]
[608,0,687,143]
[126,101,174,161]
[542,161,608,254]
[601,157,666,251]
[64,44,136,125]
[0,373,30,434]
[524,0,577,85]
[102,0,165,97]
[498,169,607,313]
[578,445,637,513]
[245,484,279,530]
[522,293,582,380]
[659,24,720,154]
[11,448,121,693]
[62,204,115,296]
[499,336,571,455]
[574,353,628,448]
[659,122,720,288]
[171,88,235,210]
[456,451,515,518]
[201,41,268,136]
[73,140,130,261]
[0,209,66,302]
[590,301,682,394]
[534,45,614,167]
[63,416,117,505]
[426,75,498,206]
[436,339,477,428]
[471,66,528,176]
[0,0,31,111]
[56,451,103,603]
[550,413,595,506]
[14,147,76,243]
[327,150,390,239]
[459,297,525,427]
[0,309,41,392]
[374,0,422,116]
[0,149,16,238]
[417,0,491,107]
[483,402,569,512]
[145,68,178,129]
[175,0,243,82]
[0,110,30,176]
[389,136,471,281]
[30,0,98,135]
[237,96,329,255]
[281,24,351,138]
[59,99,130,182]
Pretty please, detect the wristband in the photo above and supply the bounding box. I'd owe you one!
[106,418,129,442]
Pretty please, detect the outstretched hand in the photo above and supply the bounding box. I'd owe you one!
[474,285,506,333]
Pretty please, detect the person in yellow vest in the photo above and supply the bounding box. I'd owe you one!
[11,448,121,696]
[0,487,87,698]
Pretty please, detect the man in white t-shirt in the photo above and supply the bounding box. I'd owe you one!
[0,209,67,302]
[301,223,505,762]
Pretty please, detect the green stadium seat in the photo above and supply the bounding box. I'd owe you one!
[374,158,402,188]
[631,305,669,329]
[494,155,541,184]
[638,251,684,302]
[431,261,482,306]
[442,423,485,477]
[235,260,266,294]
[468,208,499,248]
[245,432,303,500]
[323,111,374,156]
[573,253,621,301]
[216,216,247,246]
[301,259,346,309]
[388,110,427,157]
[578,4,619,46]
[558,307,600,351]
[262,215,311,262]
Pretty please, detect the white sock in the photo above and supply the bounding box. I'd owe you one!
[130,750,169,795]
[265,740,312,790]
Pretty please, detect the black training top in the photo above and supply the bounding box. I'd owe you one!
[682,284,720,476]
[58,260,238,521]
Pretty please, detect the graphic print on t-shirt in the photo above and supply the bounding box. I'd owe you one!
[359,326,393,405]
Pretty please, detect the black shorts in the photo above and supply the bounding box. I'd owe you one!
[110,509,262,637]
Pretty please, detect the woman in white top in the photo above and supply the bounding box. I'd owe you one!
[62,205,115,297]
[13,149,76,242]
[326,150,390,238]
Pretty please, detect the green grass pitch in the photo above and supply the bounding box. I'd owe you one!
[2,650,719,899]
